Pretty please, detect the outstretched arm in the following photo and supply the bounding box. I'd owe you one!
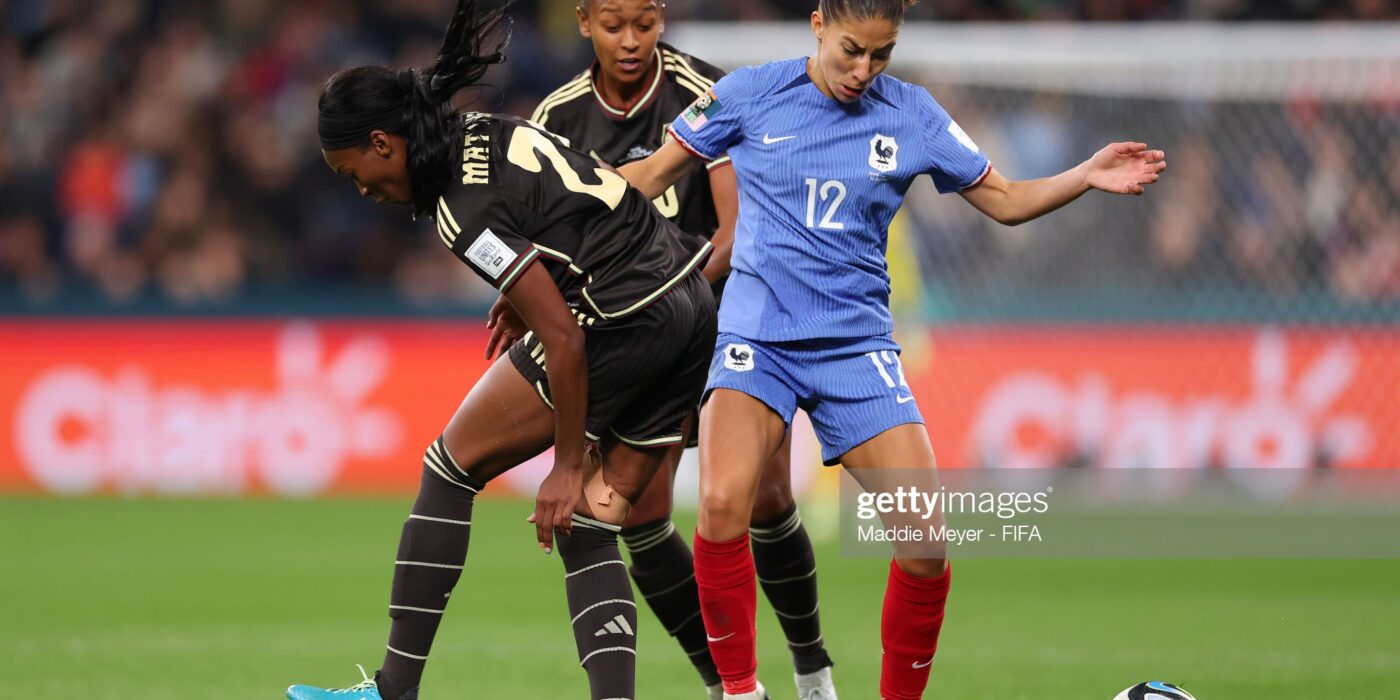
[961,142,1166,226]
[619,139,702,200]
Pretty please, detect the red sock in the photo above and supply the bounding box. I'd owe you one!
[880,560,952,700]
[693,533,758,695]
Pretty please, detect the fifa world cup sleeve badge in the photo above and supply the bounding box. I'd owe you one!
[682,89,724,131]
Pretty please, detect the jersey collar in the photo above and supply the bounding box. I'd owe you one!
[591,48,664,120]
[776,59,897,109]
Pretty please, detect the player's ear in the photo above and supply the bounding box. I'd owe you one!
[810,11,825,43]
[369,130,393,158]
[576,5,592,38]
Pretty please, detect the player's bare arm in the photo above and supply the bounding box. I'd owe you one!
[619,138,698,199]
[505,264,589,552]
[961,142,1167,226]
[702,162,738,283]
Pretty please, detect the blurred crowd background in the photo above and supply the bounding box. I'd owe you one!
[1,0,1397,315]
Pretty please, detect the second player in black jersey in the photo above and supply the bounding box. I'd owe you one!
[290,3,716,699]
[519,3,837,700]
[532,40,731,275]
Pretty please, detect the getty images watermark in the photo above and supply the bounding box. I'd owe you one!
[840,481,1052,557]
[838,469,1058,559]
[854,485,1051,547]
[839,467,1400,559]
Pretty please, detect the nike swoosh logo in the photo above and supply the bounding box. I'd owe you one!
[897,395,916,404]
[706,632,736,643]
[762,134,797,145]
[912,659,933,669]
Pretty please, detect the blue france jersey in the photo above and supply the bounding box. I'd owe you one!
[669,57,991,341]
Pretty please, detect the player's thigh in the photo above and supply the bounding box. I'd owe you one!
[621,440,680,526]
[698,388,788,540]
[751,431,795,524]
[803,338,926,466]
[838,423,936,470]
[441,355,555,484]
[842,424,946,575]
[578,439,670,525]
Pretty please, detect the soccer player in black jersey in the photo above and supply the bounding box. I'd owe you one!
[287,3,716,700]
[519,3,837,699]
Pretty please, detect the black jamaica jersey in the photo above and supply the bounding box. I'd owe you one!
[435,113,711,323]
[531,43,729,243]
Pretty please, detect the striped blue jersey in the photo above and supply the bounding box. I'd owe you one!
[668,57,991,341]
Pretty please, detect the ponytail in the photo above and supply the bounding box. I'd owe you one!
[317,0,512,216]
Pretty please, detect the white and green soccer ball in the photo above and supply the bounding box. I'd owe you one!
[1114,681,1197,700]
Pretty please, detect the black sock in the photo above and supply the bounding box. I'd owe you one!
[559,514,638,700]
[377,438,483,700]
[751,504,832,675]
[622,518,721,687]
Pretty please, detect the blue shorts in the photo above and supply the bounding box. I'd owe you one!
[706,332,925,465]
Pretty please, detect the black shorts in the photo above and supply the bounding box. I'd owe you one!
[510,272,717,448]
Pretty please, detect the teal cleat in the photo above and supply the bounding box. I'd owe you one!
[287,665,396,700]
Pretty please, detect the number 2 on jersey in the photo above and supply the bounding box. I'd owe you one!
[508,126,627,210]
[805,178,846,230]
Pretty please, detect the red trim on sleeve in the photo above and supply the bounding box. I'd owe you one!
[962,162,993,192]
[497,248,542,295]
[667,126,715,162]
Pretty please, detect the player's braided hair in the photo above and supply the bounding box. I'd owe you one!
[317,0,512,216]
[818,0,919,23]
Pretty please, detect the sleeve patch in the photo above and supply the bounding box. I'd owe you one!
[465,228,518,280]
[681,89,724,131]
[947,120,981,154]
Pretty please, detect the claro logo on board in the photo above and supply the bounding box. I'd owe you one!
[13,323,403,496]
[972,331,1370,469]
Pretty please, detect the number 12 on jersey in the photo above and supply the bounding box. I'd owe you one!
[805,178,846,230]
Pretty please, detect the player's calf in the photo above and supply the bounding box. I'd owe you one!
[751,504,835,681]
[623,517,722,688]
[880,559,951,700]
[559,509,639,700]
[377,438,484,699]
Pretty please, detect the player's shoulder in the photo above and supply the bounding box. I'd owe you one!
[658,43,726,97]
[870,74,947,120]
[732,56,808,98]
[531,69,593,126]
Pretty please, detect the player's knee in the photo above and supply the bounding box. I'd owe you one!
[698,491,753,537]
[895,556,948,579]
[421,437,484,493]
[580,472,634,525]
[749,480,795,524]
[622,486,671,527]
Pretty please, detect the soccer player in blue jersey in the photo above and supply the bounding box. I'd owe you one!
[525,3,837,698]
[620,0,1168,698]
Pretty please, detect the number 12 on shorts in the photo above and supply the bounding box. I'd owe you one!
[867,351,914,403]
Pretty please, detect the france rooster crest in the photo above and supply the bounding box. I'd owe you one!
[723,343,755,372]
[869,133,899,172]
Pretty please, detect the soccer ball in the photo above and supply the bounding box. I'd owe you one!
[1114,681,1197,700]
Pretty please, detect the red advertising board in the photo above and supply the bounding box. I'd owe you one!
[912,326,1398,471]
[1,321,1394,497]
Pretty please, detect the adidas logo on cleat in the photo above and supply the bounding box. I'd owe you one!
[593,614,634,637]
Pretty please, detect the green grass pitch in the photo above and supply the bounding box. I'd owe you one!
[2,497,1397,699]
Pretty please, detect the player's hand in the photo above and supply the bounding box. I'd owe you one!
[1084,142,1167,196]
[528,461,583,554]
[485,295,527,360]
